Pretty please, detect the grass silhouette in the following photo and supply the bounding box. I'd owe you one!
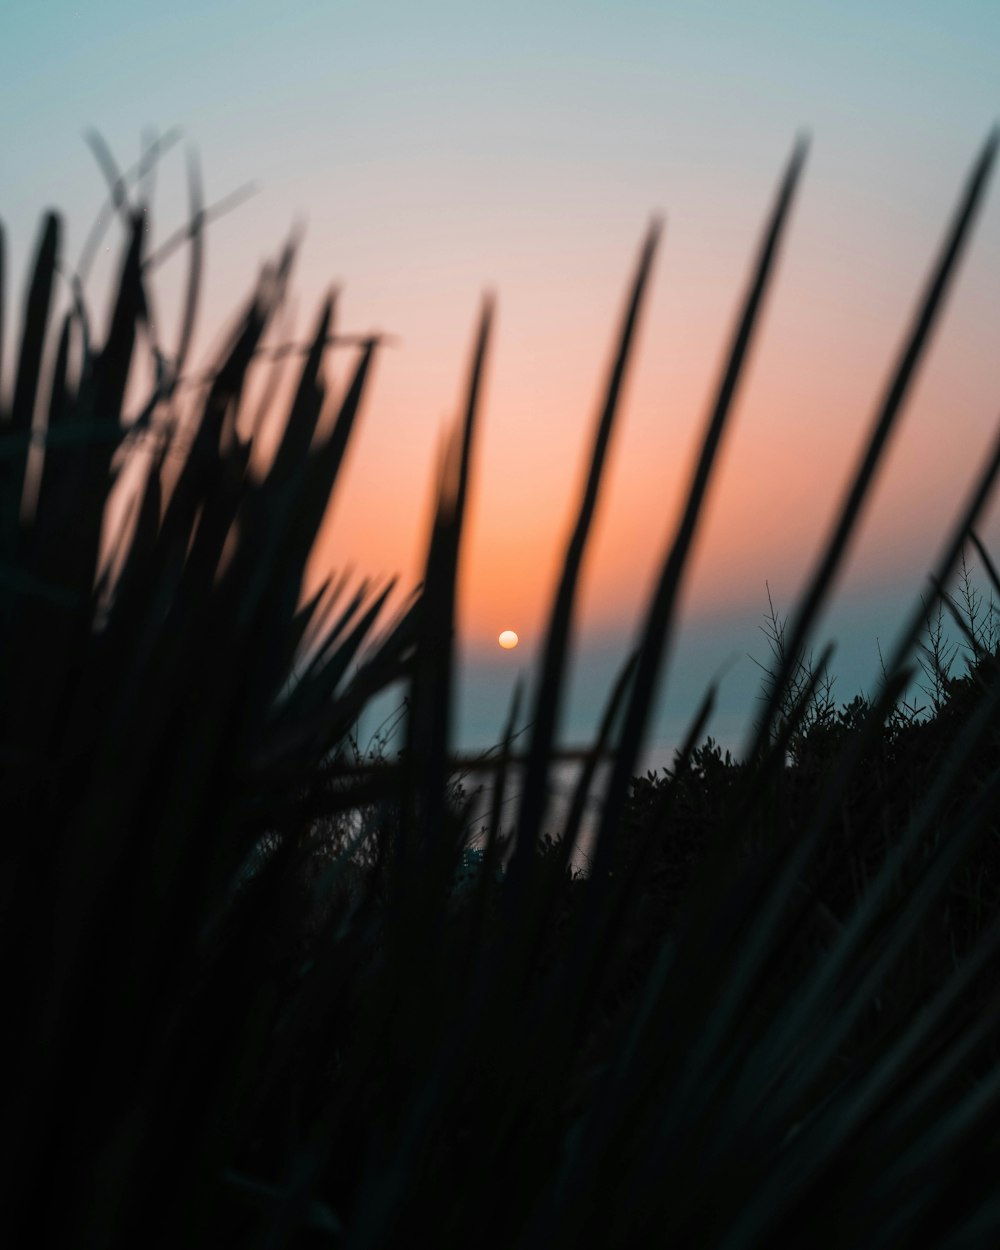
[2,127,1000,1247]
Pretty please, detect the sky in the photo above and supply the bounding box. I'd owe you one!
[3,1,1000,766]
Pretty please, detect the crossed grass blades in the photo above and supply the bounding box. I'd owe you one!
[2,126,1000,1248]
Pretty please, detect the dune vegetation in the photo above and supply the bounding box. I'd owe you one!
[3,127,1000,1247]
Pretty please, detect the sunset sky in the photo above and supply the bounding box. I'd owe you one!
[4,1,1000,764]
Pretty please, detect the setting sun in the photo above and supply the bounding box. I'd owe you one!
[498,630,519,650]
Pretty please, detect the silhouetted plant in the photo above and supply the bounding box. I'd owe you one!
[4,126,1000,1250]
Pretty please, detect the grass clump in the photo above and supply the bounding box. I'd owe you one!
[3,126,1000,1248]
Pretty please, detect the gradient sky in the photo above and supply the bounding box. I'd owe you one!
[4,1,1000,765]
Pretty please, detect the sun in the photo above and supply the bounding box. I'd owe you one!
[498,629,519,650]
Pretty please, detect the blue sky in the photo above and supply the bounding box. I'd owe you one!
[3,1,1000,763]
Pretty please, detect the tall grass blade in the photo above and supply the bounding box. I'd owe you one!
[560,648,639,874]
[484,675,524,867]
[76,126,182,283]
[745,127,998,764]
[3,213,58,549]
[261,337,376,623]
[0,217,5,414]
[589,136,807,897]
[401,297,492,880]
[512,221,660,883]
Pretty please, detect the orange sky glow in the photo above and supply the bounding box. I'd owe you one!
[5,1,1000,755]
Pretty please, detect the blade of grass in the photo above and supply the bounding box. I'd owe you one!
[459,677,524,981]
[246,336,375,627]
[0,217,5,414]
[512,220,661,882]
[576,136,807,971]
[743,127,998,766]
[559,648,640,878]
[76,126,182,284]
[3,212,58,554]
[399,297,492,879]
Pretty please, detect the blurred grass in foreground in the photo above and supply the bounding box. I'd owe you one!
[2,127,1000,1248]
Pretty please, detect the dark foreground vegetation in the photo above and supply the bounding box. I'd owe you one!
[3,128,1000,1248]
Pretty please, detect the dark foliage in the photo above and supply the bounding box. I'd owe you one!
[3,128,1000,1248]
